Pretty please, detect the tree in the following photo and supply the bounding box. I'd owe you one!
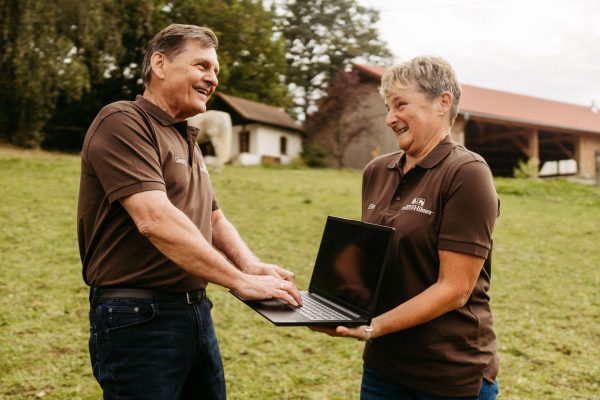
[277,0,392,119]
[304,70,376,168]
[0,0,94,147]
[1,0,291,150]
[45,0,159,150]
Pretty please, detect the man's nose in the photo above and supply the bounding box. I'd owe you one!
[205,70,218,87]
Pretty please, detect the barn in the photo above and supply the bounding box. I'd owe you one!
[308,64,600,180]
[207,93,303,165]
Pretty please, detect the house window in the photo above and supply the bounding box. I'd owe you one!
[239,131,250,153]
[280,136,288,155]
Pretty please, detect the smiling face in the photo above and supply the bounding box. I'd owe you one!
[148,39,219,120]
[384,85,450,158]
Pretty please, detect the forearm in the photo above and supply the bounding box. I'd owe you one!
[125,194,246,290]
[211,210,259,270]
[371,281,465,338]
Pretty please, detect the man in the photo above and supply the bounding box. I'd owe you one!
[77,24,301,399]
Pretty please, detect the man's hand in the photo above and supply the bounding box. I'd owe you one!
[232,273,302,307]
[309,325,371,341]
[242,260,296,282]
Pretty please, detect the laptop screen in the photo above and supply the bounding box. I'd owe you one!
[308,217,394,316]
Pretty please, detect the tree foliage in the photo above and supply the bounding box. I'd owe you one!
[1,0,290,149]
[0,0,98,147]
[277,0,392,119]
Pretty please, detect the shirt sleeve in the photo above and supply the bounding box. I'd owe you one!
[85,110,166,203]
[437,160,499,259]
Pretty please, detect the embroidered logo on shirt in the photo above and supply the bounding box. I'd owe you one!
[368,203,376,210]
[402,197,433,215]
[174,156,187,165]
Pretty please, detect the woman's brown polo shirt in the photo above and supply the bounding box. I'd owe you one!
[78,96,218,292]
[361,135,500,397]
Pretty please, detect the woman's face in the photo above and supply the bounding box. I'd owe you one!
[384,85,446,156]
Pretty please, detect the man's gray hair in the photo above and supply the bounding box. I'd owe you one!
[379,56,462,124]
[142,24,218,88]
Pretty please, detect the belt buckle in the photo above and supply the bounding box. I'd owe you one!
[186,292,193,304]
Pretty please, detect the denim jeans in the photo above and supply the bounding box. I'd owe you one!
[89,294,225,399]
[361,365,498,400]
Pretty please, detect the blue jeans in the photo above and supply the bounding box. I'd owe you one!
[89,295,225,399]
[361,365,498,400]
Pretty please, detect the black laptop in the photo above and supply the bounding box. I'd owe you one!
[231,216,394,326]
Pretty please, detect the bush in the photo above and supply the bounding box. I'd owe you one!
[513,157,539,179]
[300,142,328,168]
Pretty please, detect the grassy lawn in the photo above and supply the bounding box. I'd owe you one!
[0,147,599,399]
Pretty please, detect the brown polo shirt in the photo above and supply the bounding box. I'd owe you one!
[361,135,499,397]
[77,95,218,292]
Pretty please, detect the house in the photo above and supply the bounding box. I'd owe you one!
[207,93,303,165]
[308,64,600,180]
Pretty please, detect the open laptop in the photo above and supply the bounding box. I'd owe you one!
[231,216,394,326]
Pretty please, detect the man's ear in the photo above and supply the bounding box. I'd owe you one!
[439,91,453,114]
[150,52,167,80]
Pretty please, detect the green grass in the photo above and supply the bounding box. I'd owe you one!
[0,148,599,399]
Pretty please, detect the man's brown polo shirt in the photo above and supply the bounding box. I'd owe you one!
[77,96,218,292]
[361,135,499,397]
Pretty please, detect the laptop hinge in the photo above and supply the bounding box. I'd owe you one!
[311,293,361,318]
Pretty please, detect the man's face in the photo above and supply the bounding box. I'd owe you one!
[158,40,219,120]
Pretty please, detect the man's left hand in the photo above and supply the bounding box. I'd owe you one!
[242,261,296,282]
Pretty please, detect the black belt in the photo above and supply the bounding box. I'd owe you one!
[91,287,206,305]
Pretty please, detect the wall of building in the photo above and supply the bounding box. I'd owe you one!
[308,80,398,168]
[578,132,600,178]
[231,123,302,165]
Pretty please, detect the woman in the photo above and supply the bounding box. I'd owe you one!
[313,56,499,399]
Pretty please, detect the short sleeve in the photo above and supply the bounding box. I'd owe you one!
[85,110,166,203]
[438,161,499,258]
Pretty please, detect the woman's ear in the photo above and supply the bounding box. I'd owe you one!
[438,91,453,115]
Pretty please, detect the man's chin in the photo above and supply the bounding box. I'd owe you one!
[188,103,207,118]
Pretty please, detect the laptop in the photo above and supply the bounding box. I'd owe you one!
[231,216,394,326]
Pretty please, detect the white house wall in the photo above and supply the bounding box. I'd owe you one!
[231,123,302,165]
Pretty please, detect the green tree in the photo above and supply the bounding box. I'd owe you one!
[45,0,159,150]
[0,0,92,147]
[2,0,290,150]
[47,0,290,150]
[278,0,392,119]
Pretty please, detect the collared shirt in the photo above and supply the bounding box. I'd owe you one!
[77,95,217,292]
[361,135,500,397]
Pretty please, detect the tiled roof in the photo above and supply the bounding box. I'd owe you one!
[212,93,302,132]
[354,64,600,135]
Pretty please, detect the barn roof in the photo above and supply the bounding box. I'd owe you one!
[354,64,600,135]
[210,93,302,132]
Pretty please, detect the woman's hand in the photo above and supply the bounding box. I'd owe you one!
[309,325,373,341]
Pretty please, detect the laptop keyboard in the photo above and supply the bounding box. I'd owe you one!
[294,293,351,321]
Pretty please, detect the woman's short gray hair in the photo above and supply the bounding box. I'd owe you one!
[142,24,218,88]
[379,56,461,124]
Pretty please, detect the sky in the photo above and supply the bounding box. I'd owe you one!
[358,0,600,108]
